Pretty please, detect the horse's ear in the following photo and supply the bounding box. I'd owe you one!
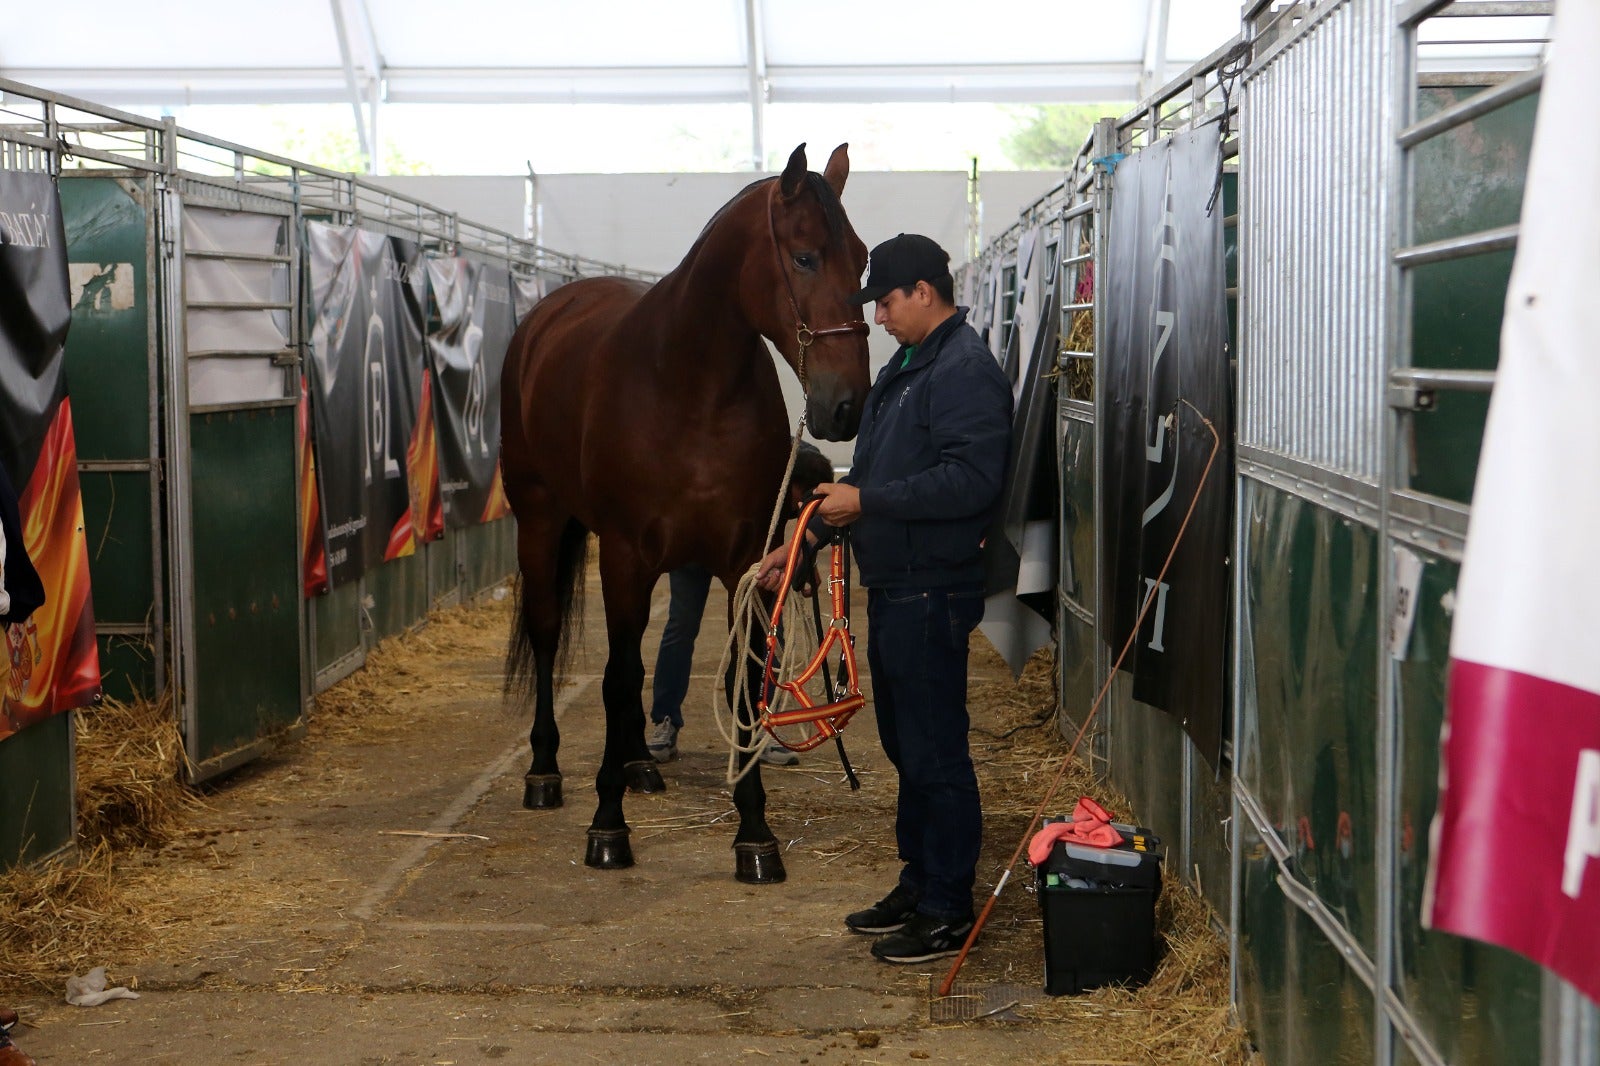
[780,143,808,200]
[823,143,849,198]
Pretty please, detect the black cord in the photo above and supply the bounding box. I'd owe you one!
[1207,40,1254,216]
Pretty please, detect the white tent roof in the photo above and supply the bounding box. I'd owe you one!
[2,0,1241,108]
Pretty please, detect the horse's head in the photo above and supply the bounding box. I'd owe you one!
[748,143,871,442]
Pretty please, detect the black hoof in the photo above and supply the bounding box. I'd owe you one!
[734,840,787,884]
[585,827,635,869]
[624,759,667,794]
[523,773,563,809]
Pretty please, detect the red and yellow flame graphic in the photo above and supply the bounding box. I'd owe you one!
[2,398,101,740]
[479,460,511,524]
[409,374,445,541]
[299,376,329,597]
[386,371,446,560]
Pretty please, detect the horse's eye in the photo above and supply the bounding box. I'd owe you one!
[792,253,818,273]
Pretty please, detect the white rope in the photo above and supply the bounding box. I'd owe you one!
[711,417,826,786]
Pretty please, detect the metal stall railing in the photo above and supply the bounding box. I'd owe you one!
[0,78,655,799]
[1384,6,1589,1066]
[1233,3,1397,1062]
[1233,1,1561,1064]
[955,20,1246,1015]
[968,1,1582,1061]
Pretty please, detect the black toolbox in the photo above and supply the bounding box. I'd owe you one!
[1036,822,1164,995]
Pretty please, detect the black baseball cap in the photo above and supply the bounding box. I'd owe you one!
[850,233,952,304]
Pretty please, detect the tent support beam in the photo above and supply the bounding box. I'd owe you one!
[743,0,768,171]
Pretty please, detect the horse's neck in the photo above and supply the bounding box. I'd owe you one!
[632,193,773,393]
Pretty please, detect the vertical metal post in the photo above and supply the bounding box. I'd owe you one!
[967,157,981,263]
[142,175,168,701]
[1378,1,1413,1062]
[157,181,198,767]
[1090,117,1116,769]
[743,0,768,171]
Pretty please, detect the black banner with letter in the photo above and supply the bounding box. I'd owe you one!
[1098,129,1232,767]
[427,257,513,527]
[305,223,426,588]
[0,170,101,736]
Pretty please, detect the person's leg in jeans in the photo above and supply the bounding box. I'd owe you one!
[648,565,713,759]
[866,585,985,921]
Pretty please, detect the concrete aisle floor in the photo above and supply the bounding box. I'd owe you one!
[9,569,1083,1065]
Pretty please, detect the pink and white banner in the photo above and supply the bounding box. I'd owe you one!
[1424,0,1600,1005]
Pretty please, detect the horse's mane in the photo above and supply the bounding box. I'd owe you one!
[690,171,849,248]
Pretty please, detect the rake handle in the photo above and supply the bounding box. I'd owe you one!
[936,403,1218,1000]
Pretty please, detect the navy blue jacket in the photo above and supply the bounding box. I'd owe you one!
[837,308,1013,589]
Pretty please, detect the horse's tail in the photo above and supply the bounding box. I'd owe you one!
[505,519,590,700]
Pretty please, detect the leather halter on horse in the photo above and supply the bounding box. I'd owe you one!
[765,181,869,391]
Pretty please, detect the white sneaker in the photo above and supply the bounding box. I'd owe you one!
[758,740,799,767]
[648,719,679,763]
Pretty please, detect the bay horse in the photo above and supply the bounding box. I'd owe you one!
[500,143,870,883]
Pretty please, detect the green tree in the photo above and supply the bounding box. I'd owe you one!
[269,119,434,175]
[1003,103,1129,169]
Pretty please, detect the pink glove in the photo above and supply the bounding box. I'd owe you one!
[1028,796,1125,866]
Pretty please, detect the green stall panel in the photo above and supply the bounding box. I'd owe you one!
[367,550,428,641]
[1394,551,1541,1066]
[313,580,364,687]
[1239,482,1379,953]
[1104,676,1184,844]
[460,517,516,599]
[0,713,75,868]
[1057,610,1096,739]
[428,529,461,607]
[1238,811,1376,1066]
[59,177,154,461]
[60,176,161,703]
[1408,87,1536,505]
[1189,757,1232,921]
[78,474,158,699]
[1239,814,1292,1063]
[1060,413,1095,615]
[187,405,303,770]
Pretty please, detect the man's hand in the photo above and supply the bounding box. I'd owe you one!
[755,543,791,592]
[814,482,862,526]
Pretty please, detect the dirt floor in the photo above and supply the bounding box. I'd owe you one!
[1,562,1251,1065]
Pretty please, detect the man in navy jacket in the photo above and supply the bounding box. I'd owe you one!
[759,233,1012,963]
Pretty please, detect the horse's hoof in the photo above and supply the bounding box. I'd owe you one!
[523,773,563,809]
[624,759,667,794]
[734,840,787,884]
[585,828,635,869]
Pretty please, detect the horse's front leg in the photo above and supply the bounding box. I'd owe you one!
[586,541,664,869]
[726,586,786,884]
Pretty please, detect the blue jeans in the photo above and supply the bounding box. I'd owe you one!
[650,565,713,727]
[866,584,986,921]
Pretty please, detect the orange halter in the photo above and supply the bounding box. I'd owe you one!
[758,497,865,753]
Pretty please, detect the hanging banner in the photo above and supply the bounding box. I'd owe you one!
[385,236,439,553]
[427,257,513,527]
[1098,128,1232,766]
[982,224,1059,678]
[1424,0,1600,1006]
[0,170,101,740]
[298,373,329,597]
[305,223,425,588]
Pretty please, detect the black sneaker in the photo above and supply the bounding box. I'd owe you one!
[869,912,975,964]
[844,883,920,934]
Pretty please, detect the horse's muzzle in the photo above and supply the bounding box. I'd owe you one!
[807,394,862,441]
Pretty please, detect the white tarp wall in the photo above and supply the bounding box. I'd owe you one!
[374,168,1060,467]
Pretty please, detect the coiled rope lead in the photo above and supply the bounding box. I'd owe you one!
[712,418,829,786]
